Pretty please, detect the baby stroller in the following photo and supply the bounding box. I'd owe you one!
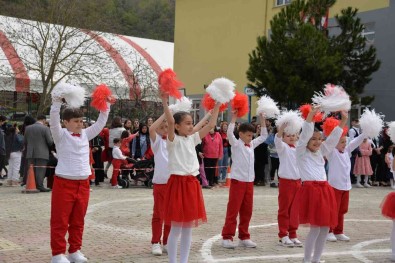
[120,158,154,188]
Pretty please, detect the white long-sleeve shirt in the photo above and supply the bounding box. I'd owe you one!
[327,133,367,190]
[274,135,300,180]
[50,102,110,179]
[227,122,268,182]
[296,122,342,182]
[112,145,127,160]
[151,134,170,184]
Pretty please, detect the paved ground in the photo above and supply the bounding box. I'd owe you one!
[0,178,394,263]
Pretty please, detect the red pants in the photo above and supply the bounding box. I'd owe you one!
[330,188,349,234]
[111,159,126,186]
[222,179,254,240]
[151,184,171,245]
[50,176,90,256]
[278,178,301,238]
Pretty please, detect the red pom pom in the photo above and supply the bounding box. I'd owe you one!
[322,117,339,137]
[202,93,227,112]
[231,91,249,117]
[158,69,183,99]
[342,126,349,137]
[299,104,323,122]
[90,84,115,112]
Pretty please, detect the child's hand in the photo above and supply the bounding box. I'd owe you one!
[160,92,168,104]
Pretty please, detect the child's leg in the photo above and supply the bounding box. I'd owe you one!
[111,160,121,186]
[180,227,192,263]
[334,191,349,235]
[222,181,245,240]
[151,185,163,244]
[311,227,330,262]
[168,226,182,263]
[238,182,253,240]
[304,226,320,262]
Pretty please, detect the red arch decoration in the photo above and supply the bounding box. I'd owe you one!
[82,30,141,100]
[0,30,30,92]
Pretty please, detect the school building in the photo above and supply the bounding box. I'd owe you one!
[174,0,394,123]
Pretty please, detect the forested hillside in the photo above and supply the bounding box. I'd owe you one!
[0,0,175,41]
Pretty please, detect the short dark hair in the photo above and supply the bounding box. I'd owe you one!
[113,138,121,144]
[238,122,255,133]
[62,108,83,121]
[0,115,7,122]
[111,116,123,128]
[37,115,46,121]
[121,130,130,139]
[352,118,359,123]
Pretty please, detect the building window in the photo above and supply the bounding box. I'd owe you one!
[275,0,292,7]
[191,100,201,125]
[362,22,375,46]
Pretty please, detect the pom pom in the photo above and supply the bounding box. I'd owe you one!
[275,110,304,135]
[256,95,280,118]
[51,82,86,108]
[312,84,351,114]
[169,96,192,113]
[359,108,385,138]
[90,84,115,112]
[388,122,395,143]
[206,77,236,104]
[158,69,183,99]
[231,91,249,117]
[202,93,227,112]
[322,117,347,137]
[299,104,324,122]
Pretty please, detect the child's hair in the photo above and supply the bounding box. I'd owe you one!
[62,108,83,121]
[220,122,228,132]
[139,123,148,134]
[238,122,255,133]
[121,130,130,139]
[113,138,121,144]
[173,111,191,135]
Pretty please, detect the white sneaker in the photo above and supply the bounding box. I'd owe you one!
[67,250,87,263]
[364,183,371,188]
[279,236,294,247]
[51,254,70,263]
[112,185,122,189]
[162,244,167,254]
[221,239,237,249]
[151,243,162,256]
[239,239,257,248]
[355,183,364,188]
[326,232,337,242]
[291,238,303,247]
[335,233,350,241]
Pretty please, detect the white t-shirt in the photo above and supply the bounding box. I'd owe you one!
[167,132,201,176]
[151,134,170,184]
[274,135,300,180]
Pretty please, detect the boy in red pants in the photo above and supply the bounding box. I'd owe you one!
[49,94,110,263]
[221,110,267,248]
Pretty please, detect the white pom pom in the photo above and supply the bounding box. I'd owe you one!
[312,84,351,114]
[169,96,192,113]
[359,109,385,138]
[52,82,86,108]
[206,77,236,104]
[275,110,304,135]
[388,122,395,143]
[256,95,280,118]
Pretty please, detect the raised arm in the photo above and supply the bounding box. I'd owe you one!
[49,101,65,144]
[346,133,367,155]
[227,110,238,146]
[149,113,165,143]
[199,103,220,139]
[85,102,110,140]
[252,114,268,148]
[193,110,212,133]
[274,122,287,154]
[161,93,175,142]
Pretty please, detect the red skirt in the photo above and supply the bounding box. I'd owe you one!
[163,175,207,227]
[381,192,395,219]
[292,181,337,228]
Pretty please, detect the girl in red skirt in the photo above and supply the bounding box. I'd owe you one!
[295,108,347,263]
[381,155,395,261]
[161,93,221,263]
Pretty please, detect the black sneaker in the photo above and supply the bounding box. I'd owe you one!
[270,182,278,188]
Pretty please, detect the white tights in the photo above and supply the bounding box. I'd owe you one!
[304,226,329,262]
[391,221,395,258]
[167,226,192,263]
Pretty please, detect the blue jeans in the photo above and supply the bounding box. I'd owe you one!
[218,147,229,181]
